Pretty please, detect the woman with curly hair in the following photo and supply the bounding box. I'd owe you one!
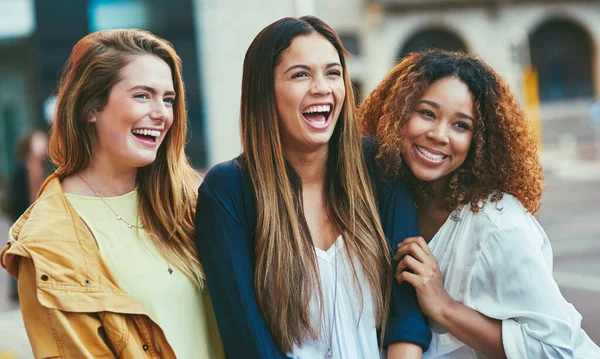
[360,49,600,358]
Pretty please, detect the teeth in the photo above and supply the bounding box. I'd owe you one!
[416,145,446,161]
[132,129,161,137]
[303,104,331,114]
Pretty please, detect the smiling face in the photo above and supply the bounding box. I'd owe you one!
[402,76,475,188]
[90,54,175,170]
[274,33,345,153]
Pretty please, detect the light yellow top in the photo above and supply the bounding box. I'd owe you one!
[65,189,224,359]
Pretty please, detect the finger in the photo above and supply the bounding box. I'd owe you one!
[394,241,429,263]
[395,254,426,277]
[397,236,422,248]
[413,236,433,256]
[399,236,432,254]
[396,269,419,285]
[395,258,408,274]
[396,237,432,260]
[394,240,419,259]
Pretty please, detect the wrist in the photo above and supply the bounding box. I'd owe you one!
[431,296,457,325]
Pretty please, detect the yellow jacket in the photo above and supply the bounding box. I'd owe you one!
[1,177,177,358]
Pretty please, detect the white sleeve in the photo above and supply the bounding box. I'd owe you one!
[469,227,581,359]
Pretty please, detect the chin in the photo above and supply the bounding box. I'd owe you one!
[294,135,329,149]
[131,155,159,168]
[408,168,441,183]
[415,175,438,183]
[312,131,336,143]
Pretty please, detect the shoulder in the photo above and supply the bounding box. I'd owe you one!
[197,156,255,220]
[475,193,533,231]
[13,179,78,242]
[195,157,257,239]
[464,193,547,252]
[200,156,248,194]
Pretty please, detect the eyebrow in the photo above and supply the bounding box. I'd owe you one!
[128,85,176,97]
[283,62,342,74]
[417,99,474,122]
[418,100,440,109]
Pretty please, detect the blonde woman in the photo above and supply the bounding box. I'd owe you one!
[1,29,224,358]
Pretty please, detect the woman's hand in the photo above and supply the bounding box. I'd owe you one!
[394,236,454,320]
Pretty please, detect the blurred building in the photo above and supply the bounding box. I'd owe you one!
[195,0,600,164]
[0,0,206,187]
[1,0,599,175]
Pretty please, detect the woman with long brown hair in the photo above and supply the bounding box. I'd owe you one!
[195,16,430,358]
[360,50,600,358]
[1,29,224,358]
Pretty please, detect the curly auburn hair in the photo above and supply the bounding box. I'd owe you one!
[359,50,544,214]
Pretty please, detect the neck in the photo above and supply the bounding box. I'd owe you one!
[416,176,450,212]
[284,145,328,188]
[78,156,137,196]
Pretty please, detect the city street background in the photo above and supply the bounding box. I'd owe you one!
[1,0,600,357]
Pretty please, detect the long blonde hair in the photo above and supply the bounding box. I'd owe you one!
[48,29,203,286]
[240,16,391,352]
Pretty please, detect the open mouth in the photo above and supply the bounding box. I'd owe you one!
[301,104,332,130]
[414,145,448,163]
[131,128,161,144]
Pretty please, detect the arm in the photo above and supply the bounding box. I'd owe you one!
[396,225,589,359]
[395,236,506,359]
[434,298,505,359]
[375,172,430,356]
[17,257,116,358]
[195,173,290,359]
[470,228,584,358]
[387,343,423,358]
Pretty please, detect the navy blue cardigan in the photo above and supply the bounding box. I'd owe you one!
[195,138,431,358]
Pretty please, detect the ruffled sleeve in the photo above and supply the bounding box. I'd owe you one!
[469,226,588,358]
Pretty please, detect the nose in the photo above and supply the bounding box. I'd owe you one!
[310,74,332,96]
[150,99,169,122]
[426,121,450,145]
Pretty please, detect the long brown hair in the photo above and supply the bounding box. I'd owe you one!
[241,16,391,352]
[48,29,204,286]
[359,50,544,214]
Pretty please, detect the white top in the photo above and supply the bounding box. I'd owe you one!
[289,236,381,359]
[423,194,600,359]
[65,190,224,359]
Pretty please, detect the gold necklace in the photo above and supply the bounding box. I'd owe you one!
[76,174,140,229]
[75,173,173,275]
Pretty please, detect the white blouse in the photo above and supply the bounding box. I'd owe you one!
[424,193,600,359]
[289,236,381,359]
